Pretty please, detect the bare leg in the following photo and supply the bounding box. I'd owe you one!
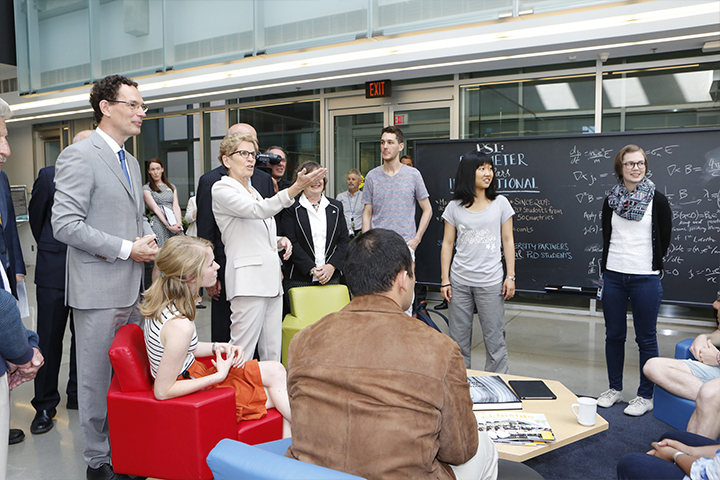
[643,357,703,400]
[259,361,292,438]
[687,378,720,439]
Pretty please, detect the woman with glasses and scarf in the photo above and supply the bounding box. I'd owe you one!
[597,144,672,417]
[211,133,326,363]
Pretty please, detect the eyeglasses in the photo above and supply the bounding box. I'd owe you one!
[622,161,646,170]
[109,100,149,113]
[228,150,257,159]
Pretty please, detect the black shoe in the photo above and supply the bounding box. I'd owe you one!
[9,428,24,444]
[196,303,207,309]
[31,408,57,434]
[86,464,135,480]
[434,299,448,310]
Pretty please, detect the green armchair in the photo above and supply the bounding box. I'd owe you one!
[281,285,350,367]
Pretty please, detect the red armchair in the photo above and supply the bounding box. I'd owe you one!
[107,324,283,480]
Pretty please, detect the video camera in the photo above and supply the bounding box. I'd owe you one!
[255,152,283,175]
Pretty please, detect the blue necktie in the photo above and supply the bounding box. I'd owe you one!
[118,149,132,192]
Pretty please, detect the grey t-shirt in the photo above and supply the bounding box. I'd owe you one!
[442,196,514,287]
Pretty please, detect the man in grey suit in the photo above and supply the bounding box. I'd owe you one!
[52,75,158,480]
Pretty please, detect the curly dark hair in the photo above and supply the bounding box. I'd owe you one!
[89,75,139,124]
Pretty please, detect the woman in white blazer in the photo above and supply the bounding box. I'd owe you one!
[212,132,326,362]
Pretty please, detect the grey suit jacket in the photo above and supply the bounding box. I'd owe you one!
[51,131,152,310]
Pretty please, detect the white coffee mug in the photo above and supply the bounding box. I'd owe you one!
[571,397,597,426]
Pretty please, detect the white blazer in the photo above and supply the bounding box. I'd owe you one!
[212,175,293,299]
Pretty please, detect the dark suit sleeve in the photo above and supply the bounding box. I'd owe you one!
[196,172,216,245]
[1,173,26,276]
[29,168,51,243]
[253,170,275,199]
[326,201,349,272]
[656,192,672,258]
[281,205,316,276]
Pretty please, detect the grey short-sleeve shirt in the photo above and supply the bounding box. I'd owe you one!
[442,195,514,287]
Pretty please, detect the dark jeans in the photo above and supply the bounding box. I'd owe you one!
[617,431,718,479]
[601,270,662,399]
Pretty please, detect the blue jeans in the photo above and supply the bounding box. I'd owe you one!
[617,431,717,479]
[601,270,662,399]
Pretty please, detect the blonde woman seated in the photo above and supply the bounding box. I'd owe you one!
[140,235,292,437]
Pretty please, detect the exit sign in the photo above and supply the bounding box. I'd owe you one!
[394,114,407,125]
[365,80,392,98]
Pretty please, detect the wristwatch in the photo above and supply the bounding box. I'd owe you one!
[507,276,516,281]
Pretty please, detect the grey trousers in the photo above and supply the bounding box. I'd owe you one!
[448,281,509,373]
[73,303,143,468]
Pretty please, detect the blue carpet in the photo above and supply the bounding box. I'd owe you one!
[523,402,677,480]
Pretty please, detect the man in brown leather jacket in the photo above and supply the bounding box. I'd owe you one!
[286,228,498,480]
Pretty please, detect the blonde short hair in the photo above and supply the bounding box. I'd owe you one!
[218,133,258,166]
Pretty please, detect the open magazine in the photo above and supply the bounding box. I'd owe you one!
[475,412,555,446]
[468,375,522,410]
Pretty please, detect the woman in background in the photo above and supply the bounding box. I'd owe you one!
[211,133,326,362]
[140,236,292,437]
[597,144,672,417]
[280,161,349,290]
[143,158,183,247]
[184,195,204,308]
[184,195,198,237]
[440,150,515,372]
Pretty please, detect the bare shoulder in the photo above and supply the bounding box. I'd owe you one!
[162,315,194,337]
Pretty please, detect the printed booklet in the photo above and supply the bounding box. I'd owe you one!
[475,412,556,446]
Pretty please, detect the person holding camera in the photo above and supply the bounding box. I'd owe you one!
[264,146,292,193]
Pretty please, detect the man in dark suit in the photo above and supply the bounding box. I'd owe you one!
[1,97,31,448]
[196,123,274,342]
[27,130,92,436]
[0,99,26,299]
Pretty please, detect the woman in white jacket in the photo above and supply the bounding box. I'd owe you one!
[212,132,325,361]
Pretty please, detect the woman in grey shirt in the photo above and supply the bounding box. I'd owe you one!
[440,150,516,372]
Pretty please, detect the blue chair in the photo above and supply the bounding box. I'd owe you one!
[206,438,366,480]
[207,437,544,480]
[653,339,697,430]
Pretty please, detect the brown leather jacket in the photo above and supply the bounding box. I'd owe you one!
[286,295,478,480]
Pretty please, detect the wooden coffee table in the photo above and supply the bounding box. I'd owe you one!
[468,370,609,462]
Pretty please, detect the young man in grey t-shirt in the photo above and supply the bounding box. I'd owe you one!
[361,126,432,252]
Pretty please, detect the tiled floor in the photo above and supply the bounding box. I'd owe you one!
[7,267,713,479]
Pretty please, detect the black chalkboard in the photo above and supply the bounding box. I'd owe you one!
[414,128,720,306]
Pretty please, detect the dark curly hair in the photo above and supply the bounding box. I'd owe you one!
[89,75,139,124]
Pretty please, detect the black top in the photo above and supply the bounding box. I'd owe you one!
[279,197,349,282]
[29,166,67,289]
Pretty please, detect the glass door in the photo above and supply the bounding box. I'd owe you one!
[330,102,451,195]
[331,108,386,196]
[388,105,451,166]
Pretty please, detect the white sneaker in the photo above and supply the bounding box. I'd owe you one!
[597,388,623,408]
[624,396,653,416]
